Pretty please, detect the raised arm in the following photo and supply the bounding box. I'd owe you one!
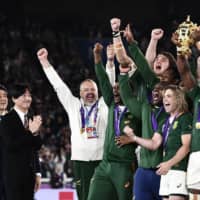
[171,32,196,90]
[124,24,159,89]
[145,28,164,67]
[110,18,132,67]
[118,73,142,119]
[110,19,138,76]
[191,27,200,76]
[176,55,196,90]
[93,43,113,106]
[105,44,116,86]
[190,26,200,51]
[37,48,78,112]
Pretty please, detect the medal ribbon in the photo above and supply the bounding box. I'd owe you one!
[114,105,128,136]
[80,101,98,131]
[162,114,178,149]
[197,102,200,122]
[151,106,163,131]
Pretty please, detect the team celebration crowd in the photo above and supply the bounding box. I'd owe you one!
[0,15,200,200]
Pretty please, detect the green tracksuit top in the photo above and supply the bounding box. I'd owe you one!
[187,86,200,152]
[119,74,168,168]
[95,62,141,163]
[128,42,159,91]
[160,112,193,171]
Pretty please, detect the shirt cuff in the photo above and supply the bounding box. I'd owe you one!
[36,173,42,177]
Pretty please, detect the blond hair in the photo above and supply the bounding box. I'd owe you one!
[162,84,188,113]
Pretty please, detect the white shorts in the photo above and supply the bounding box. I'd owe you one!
[187,151,200,190]
[159,170,188,196]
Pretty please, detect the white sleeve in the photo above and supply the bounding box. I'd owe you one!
[106,61,116,86]
[43,65,79,112]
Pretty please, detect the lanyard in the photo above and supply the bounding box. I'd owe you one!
[114,105,127,136]
[197,101,200,122]
[151,106,163,131]
[80,101,98,131]
[162,114,178,148]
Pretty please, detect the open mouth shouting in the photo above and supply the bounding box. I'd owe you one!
[86,93,95,102]
[154,64,163,75]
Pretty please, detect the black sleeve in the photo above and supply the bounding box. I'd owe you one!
[33,150,41,173]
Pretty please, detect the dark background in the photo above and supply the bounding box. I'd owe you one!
[1,0,200,30]
[0,0,199,182]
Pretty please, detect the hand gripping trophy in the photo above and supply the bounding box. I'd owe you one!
[175,15,198,56]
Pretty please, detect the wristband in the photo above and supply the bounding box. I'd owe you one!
[112,31,120,38]
[120,72,128,75]
[36,173,42,177]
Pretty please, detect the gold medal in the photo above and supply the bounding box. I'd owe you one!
[195,122,200,129]
[80,128,85,134]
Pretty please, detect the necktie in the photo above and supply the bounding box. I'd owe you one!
[24,114,29,130]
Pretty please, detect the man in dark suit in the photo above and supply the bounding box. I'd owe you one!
[0,83,42,200]
[0,84,8,200]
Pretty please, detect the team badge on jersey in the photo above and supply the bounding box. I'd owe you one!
[173,121,178,129]
[124,120,130,124]
[195,122,200,129]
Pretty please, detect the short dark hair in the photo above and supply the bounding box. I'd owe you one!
[0,84,8,93]
[11,83,31,99]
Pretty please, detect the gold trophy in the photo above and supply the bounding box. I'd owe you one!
[175,15,198,56]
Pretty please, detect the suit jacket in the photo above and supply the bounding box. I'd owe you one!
[0,115,3,175]
[0,115,6,200]
[0,109,42,200]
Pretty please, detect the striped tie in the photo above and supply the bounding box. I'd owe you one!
[24,114,29,130]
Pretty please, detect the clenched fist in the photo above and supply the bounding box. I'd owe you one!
[37,48,48,61]
[37,48,50,68]
[151,28,164,40]
[93,43,103,55]
[110,18,121,32]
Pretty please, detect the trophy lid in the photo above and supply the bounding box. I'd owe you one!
[186,15,190,22]
[178,15,197,30]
